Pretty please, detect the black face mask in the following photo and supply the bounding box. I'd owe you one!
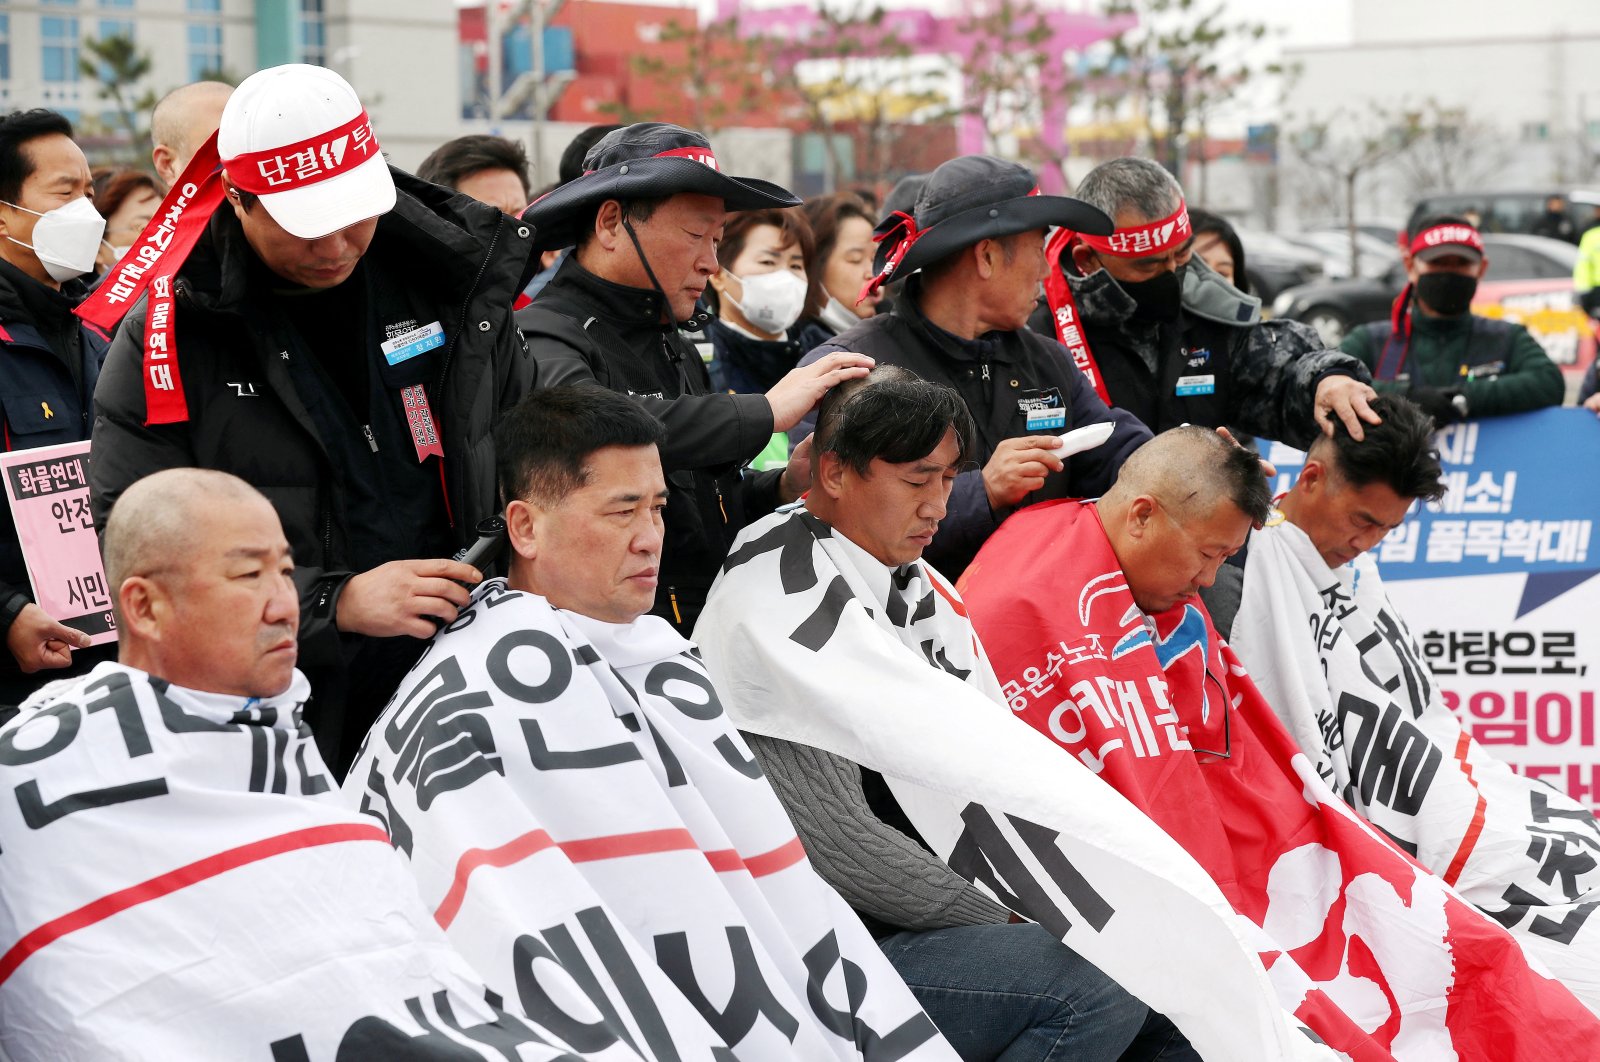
[1416,271,1478,317]
[1114,265,1184,322]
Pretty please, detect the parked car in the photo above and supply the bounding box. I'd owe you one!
[1271,233,1591,356]
[1404,189,1600,242]
[1234,228,1325,302]
[1284,229,1399,279]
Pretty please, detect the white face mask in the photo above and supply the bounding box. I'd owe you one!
[727,268,808,335]
[3,196,107,282]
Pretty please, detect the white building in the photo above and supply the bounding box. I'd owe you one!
[0,0,460,170]
[1280,0,1600,225]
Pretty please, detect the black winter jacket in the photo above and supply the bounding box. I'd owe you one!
[1028,258,1368,449]
[0,261,114,703]
[799,278,1152,577]
[90,170,537,767]
[515,258,782,633]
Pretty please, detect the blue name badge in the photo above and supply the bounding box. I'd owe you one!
[1026,406,1067,432]
[1175,373,1216,397]
[381,321,446,366]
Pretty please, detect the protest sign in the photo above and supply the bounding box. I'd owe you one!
[1264,408,1600,813]
[0,440,115,646]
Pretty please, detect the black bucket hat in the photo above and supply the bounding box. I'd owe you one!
[862,155,1113,299]
[520,122,801,251]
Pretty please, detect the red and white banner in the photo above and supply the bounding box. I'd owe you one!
[1231,516,1600,1012]
[696,508,1345,1062]
[343,578,951,1061]
[0,663,630,1061]
[959,499,1600,1061]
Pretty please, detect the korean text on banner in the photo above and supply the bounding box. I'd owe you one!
[0,440,115,646]
[1263,408,1600,813]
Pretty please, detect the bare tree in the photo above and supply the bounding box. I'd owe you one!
[1287,103,1425,275]
[755,3,943,189]
[949,0,1064,181]
[600,17,774,134]
[1090,0,1279,182]
[1393,99,1514,200]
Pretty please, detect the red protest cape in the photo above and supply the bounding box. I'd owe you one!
[957,499,1599,1062]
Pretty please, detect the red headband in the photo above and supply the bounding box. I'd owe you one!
[1408,223,1484,257]
[1078,202,1191,258]
[584,146,721,176]
[75,110,383,425]
[222,109,379,196]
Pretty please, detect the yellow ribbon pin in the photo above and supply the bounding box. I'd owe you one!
[40,401,53,419]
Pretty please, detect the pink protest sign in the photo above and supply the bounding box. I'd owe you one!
[0,440,116,646]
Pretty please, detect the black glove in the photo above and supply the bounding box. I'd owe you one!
[1581,288,1600,317]
[1411,386,1468,426]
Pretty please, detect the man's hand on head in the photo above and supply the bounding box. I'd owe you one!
[779,433,814,504]
[1315,376,1382,441]
[1214,426,1276,479]
[983,436,1066,511]
[336,559,483,639]
[5,603,90,673]
[766,353,874,433]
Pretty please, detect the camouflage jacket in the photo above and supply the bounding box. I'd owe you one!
[1029,256,1369,449]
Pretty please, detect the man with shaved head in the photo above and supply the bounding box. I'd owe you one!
[104,467,298,695]
[1095,426,1269,614]
[957,431,1600,1055]
[149,80,232,188]
[0,467,592,1059]
[958,426,1270,810]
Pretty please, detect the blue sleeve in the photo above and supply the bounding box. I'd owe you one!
[1580,358,1599,403]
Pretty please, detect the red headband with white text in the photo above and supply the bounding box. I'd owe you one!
[1407,223,1485,258]
[76,111,381,425]
[1076,201,1192,258]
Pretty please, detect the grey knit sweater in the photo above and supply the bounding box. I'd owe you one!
[745,733,1010,932]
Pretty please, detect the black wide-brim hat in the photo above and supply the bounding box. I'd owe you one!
[520,122,800,251]
[873,155,1114,285]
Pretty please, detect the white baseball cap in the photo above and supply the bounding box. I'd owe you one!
[218,64,395,240]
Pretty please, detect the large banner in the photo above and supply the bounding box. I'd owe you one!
[0,441,116,646]
[1264,408,1600,813]
[0,663,627,1061]
[960,499,1600,1060]
[344,579,951,1061]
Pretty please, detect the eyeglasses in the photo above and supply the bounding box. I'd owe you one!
[1191,664,1233,764]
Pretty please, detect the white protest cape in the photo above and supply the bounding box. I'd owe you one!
[1232,517,1600,1011]
[694,508,1341,1062]
[342,578,950,1062]
[0,662,630,1062]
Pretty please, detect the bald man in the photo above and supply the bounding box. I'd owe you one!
[149,80,232,187]
[1096,426,1267,614]
[105,467,298,695]
[0,467,610,1058]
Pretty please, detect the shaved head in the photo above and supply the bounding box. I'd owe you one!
[150,81,233,186]
[104,468,264,596]
[1103,426,1269,525]
[1099,427,1268,614]
[107,468,300,697]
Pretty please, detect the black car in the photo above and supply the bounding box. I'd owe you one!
[1269,233,1579,346]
